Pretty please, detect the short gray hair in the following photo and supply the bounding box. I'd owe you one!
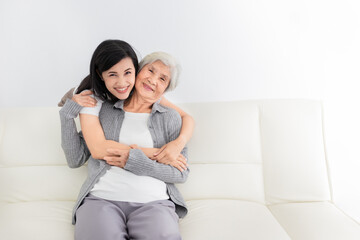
[138,51,181,92]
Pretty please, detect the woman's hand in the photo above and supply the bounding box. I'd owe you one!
[151,153,188,172]
[72,90,97,107]
[152,139,185,164]
[151,140,188,172]
[103,149,129,168]
[166,154,188,172]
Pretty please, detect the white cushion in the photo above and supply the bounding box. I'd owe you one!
[260,100,331,203]
[180,101,263,164]
[0,201,74,240]
[269,202,360,240]
[179,101,265,203]
[179,199,291,240]
[0,166,87,202]
[0,107,80,167]
[176,163,265,203]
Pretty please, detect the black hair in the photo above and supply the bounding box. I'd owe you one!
[76,39,139,102]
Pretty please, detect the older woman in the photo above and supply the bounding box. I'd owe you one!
[60,52,188,240]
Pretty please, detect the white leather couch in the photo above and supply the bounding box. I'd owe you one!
[1,99,360,240]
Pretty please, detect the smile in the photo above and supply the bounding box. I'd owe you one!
[143,83,154,92]
[115,86,129,93]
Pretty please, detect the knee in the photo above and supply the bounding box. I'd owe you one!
[147,228,182,240]
[74,198,127,240]
[143,216,181,240]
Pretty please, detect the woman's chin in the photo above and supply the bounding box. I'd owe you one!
[114,92,130,100]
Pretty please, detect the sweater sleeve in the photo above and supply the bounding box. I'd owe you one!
[124,110,189,183]
[59,99,91,168]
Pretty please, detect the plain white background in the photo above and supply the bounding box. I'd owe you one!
[1,0,359,222]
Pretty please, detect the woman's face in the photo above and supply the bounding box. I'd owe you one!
[102,57,136,100]
[135,60,171,102]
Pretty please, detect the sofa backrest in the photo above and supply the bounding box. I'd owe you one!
[0,100,331,206]
[176,100,331,205]
[0,107,87,204]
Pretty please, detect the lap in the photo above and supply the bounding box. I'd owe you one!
[127,200,181,240]
[75,195,181,240]
[75,195,128,240]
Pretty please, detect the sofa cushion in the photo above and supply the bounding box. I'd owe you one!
[179,101,265,203]
[260,100,331,203]
[0,201,75,240]
[0,107,78,167]
[0,166,87,202]
[269,202,360,240]
[176,163,265,203]
[180,199,291,240]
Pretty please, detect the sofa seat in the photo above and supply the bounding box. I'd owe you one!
[269,202,360,240]
[180,199,291,240]
[0,201,75,240]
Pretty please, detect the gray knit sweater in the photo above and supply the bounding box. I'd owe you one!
[59,99,189,224]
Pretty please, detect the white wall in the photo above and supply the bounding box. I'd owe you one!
[1,0,360,221]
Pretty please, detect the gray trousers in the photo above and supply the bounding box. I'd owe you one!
[75,194,181,240]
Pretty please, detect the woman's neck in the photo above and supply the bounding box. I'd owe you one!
[124,92,153,113]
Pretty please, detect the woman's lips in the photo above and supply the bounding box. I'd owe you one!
[115,86,129,93]
[143,83,154,92]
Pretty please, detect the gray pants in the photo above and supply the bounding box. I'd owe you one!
[75,194,181,240]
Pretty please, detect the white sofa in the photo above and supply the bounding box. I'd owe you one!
[1,99,360,240]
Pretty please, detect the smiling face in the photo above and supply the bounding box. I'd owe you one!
[134,60,171,102]
[102,57,136,100]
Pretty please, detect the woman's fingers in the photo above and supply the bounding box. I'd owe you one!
[80,90,93,96]
[153,145,166,157]
[106,161,122,167]
[104,149,129,168]
[173,163,184,172]
[171,155,188,172]
[103,156,121,162]
[106,148,122,155]
[104,157,124,168]
[72,91,97,107]
[178,154,188,166]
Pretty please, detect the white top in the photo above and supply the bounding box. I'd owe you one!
[80,99,169,203]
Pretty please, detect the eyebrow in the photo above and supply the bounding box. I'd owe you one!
[107,68,133,74]
[149,64,169,80]
[160,74,169,80]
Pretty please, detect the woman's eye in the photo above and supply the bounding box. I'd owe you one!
[125,71,132,75]
[109,74,116,77]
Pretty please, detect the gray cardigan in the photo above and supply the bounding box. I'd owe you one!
[59,99,189,224]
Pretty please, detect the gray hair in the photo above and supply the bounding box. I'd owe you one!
[138,51,181,92]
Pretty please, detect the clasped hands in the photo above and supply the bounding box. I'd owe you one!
[104,140,188,172]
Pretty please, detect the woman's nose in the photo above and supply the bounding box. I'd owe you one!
[147,77,156,85]
[117,76,126,84]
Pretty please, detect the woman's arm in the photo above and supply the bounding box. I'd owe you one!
[59,99,91,168]
[79,114,131,159]
[160,97,194,144]
[156,97,195,162]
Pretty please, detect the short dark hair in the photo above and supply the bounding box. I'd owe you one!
[76,39,138,102]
